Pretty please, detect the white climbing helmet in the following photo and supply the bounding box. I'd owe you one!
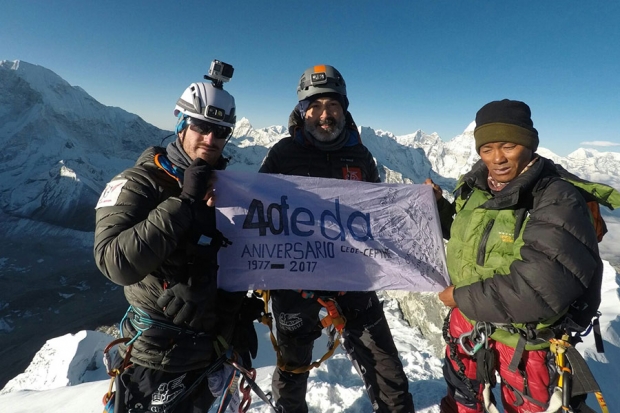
[173,82,236,129]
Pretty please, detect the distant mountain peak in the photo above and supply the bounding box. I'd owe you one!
[1,59,21,70]
[464,120,476,133]
[1,59,69,91]
[0,59,165,231]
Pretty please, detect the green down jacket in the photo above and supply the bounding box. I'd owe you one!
[440,156,619,349]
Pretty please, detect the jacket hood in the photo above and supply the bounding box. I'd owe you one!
[134,146,166,167]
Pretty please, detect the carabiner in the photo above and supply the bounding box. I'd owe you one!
[458,330,487,356]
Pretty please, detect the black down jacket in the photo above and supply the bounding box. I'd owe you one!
[441,157,604,346]
[259,107,380,182]
[94,146,244,372]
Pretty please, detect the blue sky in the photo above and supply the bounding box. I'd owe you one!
[1,1,619,156]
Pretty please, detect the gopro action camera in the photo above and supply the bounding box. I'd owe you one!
[208,60,234,84]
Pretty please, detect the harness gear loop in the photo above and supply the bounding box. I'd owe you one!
[101,337,132,412]
[442,310,479,402]
[458,321,492,356]
[468,322,499,413]
[317,297,346,332]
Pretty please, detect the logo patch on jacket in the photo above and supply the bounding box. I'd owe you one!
[95,179,128,209]
[342,167,362,181]
[278,312,303,332]
[151,373,186,406]
[498,232,514,243]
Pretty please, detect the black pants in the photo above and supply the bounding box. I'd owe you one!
[115,365,216,413]
[271,290,415,413]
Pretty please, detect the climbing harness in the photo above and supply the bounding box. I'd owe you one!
[101,306,222,413]
[102,304,280,413]
[444,310,611,413]
[256,289,346,374]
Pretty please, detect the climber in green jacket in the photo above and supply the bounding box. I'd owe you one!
[427,99,620,413]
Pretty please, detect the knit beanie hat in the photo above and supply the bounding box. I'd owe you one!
[474,99,539,153]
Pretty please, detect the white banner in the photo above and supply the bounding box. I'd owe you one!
[214,170,449,292]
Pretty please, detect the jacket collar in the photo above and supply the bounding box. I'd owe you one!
[457,155,549,209]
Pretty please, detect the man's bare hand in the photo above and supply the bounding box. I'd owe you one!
[424,178,443,201]
[438,285,457,308]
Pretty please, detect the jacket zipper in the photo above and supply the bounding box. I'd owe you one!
[326,153,333,177]
[477,219,495,266]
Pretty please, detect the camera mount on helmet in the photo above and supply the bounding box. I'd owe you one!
[204,59,234,89]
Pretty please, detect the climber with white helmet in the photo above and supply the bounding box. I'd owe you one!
[172,77,236,166]
[94,60,264,413]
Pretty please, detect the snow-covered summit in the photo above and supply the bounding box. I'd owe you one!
[543,147,620,190]
[463,120,476,134]
[1,60,137,125]
[0,60,166,232]
[0,330,112,394]
[232,117,287,148]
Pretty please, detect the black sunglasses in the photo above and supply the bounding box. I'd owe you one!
[187,118,232,140]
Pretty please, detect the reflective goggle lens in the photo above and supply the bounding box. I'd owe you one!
[187,118,232,139]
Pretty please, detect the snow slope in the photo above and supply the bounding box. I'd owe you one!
[1,262,618,412]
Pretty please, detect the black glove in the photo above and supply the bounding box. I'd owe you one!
[239,294,265,324]
[179,158,213,204]
[231,295,265,362]
[156,277,213,329]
